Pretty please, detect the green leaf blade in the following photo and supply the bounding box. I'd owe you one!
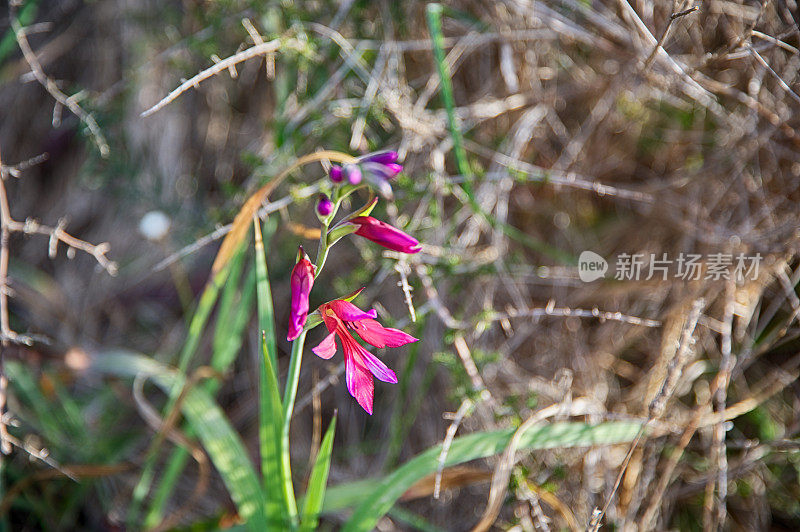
[334,421,642,531]
[299,415,337,532]
[92,352,268,531]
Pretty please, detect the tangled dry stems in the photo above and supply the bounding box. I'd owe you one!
[4,0,800,529]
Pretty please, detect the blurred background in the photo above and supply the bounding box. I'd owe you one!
[2,0,800,530]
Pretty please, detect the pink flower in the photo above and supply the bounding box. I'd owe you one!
[312,299,417,414]
[287,246,316,341]
[349,216,421,254]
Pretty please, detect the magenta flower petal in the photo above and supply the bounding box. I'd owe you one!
[287,246,316,341]
[349,216,421,254]
[327,300,377,322]
[359,349,398,384]
[345,356,374,415]
[354,319,419,349]
[312,332,337,359]
[315,298,415,414]
[384,163,403,177]
[329,166,343,182]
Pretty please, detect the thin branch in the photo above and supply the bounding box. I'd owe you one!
[749,46,800,105]
[5,217,117,276]
[434,398,474,499]
[490,304,662,328]
[151,183,319,273]
[0,153,49,179]
[140,37,304,117]
[643,3,698,70]
[13,22,109,157]
[588,299,705,532]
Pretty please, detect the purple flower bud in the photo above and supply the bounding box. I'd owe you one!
[288,246,316,341]
[317,194,334,216]
[344,164,362,185]
[329,165,343,183]
[349,216,421,254]
[384,163,403,178]
[362,151,399,165]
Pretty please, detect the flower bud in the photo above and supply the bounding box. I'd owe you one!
[329,165,343,183]
[316,194,334,217]
[349,216,421,254]
[344,164,362,185]
[288,246,316,341]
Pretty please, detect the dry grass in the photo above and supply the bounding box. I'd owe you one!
[2,0,800,530]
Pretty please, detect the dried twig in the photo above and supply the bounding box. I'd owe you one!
[12,20,109,156]
[474,399,602,532]
[588,299,705,532]
[140,35,305,117]
[5,217,117,276]
[434,398,474,499]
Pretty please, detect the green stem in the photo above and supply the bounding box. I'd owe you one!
[426,3,469,179]
[280,331,306,527]
[426,3,574,264]
[315,222,330,272]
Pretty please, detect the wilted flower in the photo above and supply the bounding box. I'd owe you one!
[316,194,334,216]
[287,246,316,341]
[349,216,421,254]
[312,299,417,414]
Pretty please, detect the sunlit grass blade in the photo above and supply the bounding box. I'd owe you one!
[299,414,337,532]
[331,421,642,531]
[211,267,256,377]
[92,351,268,531]
[211,243,252,377]
[252,215,287,523]
[259,332,287,524]
[253,216,278,370]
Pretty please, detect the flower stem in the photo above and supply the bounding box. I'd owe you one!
[280,331,306,527]
[315,222,330,272]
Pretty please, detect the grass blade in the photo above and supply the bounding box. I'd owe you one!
[145,265,255,527]
[253,216,288,523]
[333,421,642,531]
[426,3,469,178]
[259,332,288,524]
[140,242,250,527]
[299,414,337,532]
[92,351,268,530]
[253,216,278,371]
[426,3,573,263]
[211,243,252,376]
